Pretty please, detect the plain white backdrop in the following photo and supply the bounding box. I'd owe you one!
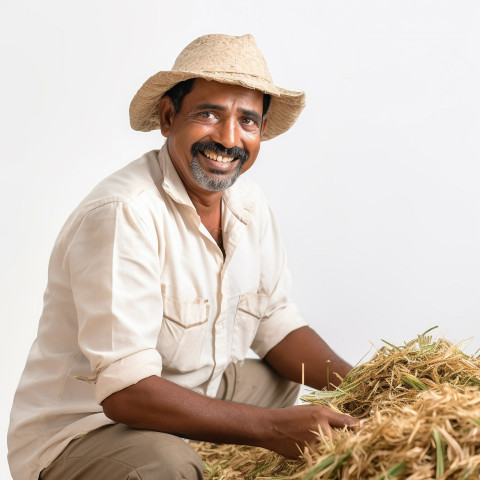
[1,1,479,477]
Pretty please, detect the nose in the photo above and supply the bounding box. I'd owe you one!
[212,117,240,149]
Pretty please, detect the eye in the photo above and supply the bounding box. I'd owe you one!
[242,117,260,128]
[199,111,215,119]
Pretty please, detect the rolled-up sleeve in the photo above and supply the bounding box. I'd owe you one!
[95,349,162,404]
[252,303,306,359]
[251,202,308,358]
[66,200,164,404]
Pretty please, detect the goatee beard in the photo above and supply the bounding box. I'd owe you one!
[190,141,249,192]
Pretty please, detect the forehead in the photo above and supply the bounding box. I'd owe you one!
[182,78,264,112]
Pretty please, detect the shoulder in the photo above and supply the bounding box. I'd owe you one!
[59,151,166,242]
[80,150,163,208]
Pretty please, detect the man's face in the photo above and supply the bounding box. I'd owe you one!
[160,79,266,197]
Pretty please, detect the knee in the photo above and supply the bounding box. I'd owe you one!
[140,434,204,480]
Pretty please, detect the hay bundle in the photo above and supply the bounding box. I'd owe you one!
[292,385,480,479]
[192,442,296,480]
[303,327,480,419]
[192,329,480,479]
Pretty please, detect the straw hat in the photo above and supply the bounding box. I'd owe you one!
[129,34,306,141]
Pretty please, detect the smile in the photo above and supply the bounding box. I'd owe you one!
[202,149,236,163]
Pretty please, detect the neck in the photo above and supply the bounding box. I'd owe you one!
[187,189,223,217]
[188,188,224,254]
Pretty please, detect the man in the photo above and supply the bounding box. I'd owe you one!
[8,34,356,480]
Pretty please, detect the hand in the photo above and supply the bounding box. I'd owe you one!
[261,404,358,459]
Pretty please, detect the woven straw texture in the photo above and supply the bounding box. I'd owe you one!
[129,34,306,141]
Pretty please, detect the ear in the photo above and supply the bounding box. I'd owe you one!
[158,96,176,137]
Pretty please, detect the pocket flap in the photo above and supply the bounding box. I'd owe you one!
[162,295,210,329]
[236,292,268,319]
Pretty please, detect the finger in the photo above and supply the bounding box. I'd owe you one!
[324,409,359,429]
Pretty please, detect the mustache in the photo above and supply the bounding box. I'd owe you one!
[191,141,249,163]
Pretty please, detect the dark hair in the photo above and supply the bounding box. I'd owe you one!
[163,78,271,118]
[163,79,196,113]
[262,94,271,119]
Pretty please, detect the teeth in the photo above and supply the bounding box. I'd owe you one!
[204,150,234,163]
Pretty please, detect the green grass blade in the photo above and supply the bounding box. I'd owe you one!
[470,418,480,427]
[303,390,345,400]
[303,455,336,480]
[303,451,351,480]
[329,450,352,474]
[376,462,405,479]
[401,374,429,390]
[246,463,268,478]
[420,326,439,336]
[381,339,400,350]
[432,428,445,478]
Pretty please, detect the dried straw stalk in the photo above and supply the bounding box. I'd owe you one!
[192,328,480,479]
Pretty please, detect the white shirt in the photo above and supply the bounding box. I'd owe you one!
[8,144,307,480]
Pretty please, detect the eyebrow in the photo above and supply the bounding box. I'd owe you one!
[194,103,262,123]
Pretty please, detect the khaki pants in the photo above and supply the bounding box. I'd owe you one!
[40,359,300,480]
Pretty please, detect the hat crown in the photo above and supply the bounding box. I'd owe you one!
[130,33,305,139]
[172,34,273,84]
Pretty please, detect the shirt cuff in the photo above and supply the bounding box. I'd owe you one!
[251,303,308,359]
[95,349,163,404]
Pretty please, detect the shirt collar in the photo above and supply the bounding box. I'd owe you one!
[157,142,256,224]
[222,176,256,226]
[158,143,195,209]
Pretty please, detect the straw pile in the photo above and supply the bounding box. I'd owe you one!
[192,328,480,479]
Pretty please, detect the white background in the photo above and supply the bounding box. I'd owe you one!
[1,1,479,477]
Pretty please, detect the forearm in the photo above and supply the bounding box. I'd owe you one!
[102,369,357,458]
[102,375,271,446]
[264,326,352,390]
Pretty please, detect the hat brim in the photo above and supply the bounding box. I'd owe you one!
[129,71,305,141]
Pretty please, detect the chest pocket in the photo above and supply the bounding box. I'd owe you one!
[231,293,267,362]
[157,294,210,372]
